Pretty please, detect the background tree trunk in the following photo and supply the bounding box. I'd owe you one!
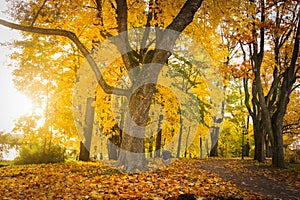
[210,141,218,157]
[79,142,90,161]
[79,97,95,161]
[155,115,163,158]
[176,114,183,158]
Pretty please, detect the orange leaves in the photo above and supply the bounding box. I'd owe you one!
[0,159,267,199]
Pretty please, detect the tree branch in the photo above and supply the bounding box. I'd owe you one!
[31,0,48,26]
[140,0,154,62]
[114,0,137,81]
[258,0,265,62]
[150,0,204,66]
[0,19,129,96]
[167,0,203,33]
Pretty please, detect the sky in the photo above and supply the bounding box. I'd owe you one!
[0,0,33,133]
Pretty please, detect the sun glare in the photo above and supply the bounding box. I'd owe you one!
[0,67,33,132]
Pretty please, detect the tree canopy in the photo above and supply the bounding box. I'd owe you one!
[0,0,299,169]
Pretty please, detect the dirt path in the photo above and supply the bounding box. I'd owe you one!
[196,159,300,200]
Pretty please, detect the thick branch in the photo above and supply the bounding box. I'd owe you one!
[288,9,300,81]
[114,0,137,81]
[0,19,128,96]
[258,0,265,59]
[140,0,154,61]
[167,0,203,33]
[243,78,255,118]
[151,0,204,65]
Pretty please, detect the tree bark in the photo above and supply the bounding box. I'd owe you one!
[79,97,95,161]
[269,9,300,168]
[155,130,162,158]
[253,119,265,162]
[271,125,285,167]
[176,114,183,158]
[209,141,218,157]
[155,115,163,158]
[79,141,90,161]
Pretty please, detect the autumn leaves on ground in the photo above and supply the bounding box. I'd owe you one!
[1,158,299,200]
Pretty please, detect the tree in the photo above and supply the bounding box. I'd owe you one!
[0,132,21,160]
[222,0,300,167]
[0,0,205,171]
[9,35,80,158]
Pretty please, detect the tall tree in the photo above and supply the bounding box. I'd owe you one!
[222,0,300,167]
[0,0,205,171]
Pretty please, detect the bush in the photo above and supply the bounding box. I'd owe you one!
[285,149,300,164]
[14,143,66,165]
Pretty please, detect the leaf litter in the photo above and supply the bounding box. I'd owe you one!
[0,159,281,199]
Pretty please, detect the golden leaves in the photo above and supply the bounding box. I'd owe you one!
[0,160,267,199]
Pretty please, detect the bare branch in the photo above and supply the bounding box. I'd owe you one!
[291,83,300,93]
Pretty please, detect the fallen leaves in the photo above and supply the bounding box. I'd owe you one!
[0,159,268,199]
[224,158,300,187]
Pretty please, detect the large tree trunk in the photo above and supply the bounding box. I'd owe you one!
[253,120,265,162]
[115,83,156,171]
[271,116,285,168]
[268,11,300,168]
[265,134,272,158]
[113,0,204,172]
[116,134,146,171]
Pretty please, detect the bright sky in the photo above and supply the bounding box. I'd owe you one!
[0,0,33,133]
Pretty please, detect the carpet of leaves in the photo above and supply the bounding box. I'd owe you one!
[197,158,300,199]
[241,159,300,187]
[0,159,267,199]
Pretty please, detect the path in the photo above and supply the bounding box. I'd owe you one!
[197,159,299,200]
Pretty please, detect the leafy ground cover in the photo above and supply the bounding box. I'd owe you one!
[197,158,300,200]
[0,158,298,199]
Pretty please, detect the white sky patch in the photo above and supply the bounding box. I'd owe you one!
[0,0,33,133]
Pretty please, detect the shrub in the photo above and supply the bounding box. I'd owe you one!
[14,143,66,165]
[285,149,300,164]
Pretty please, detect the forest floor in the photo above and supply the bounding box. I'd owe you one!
[0,158,299,199]
[197,158,300,200]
